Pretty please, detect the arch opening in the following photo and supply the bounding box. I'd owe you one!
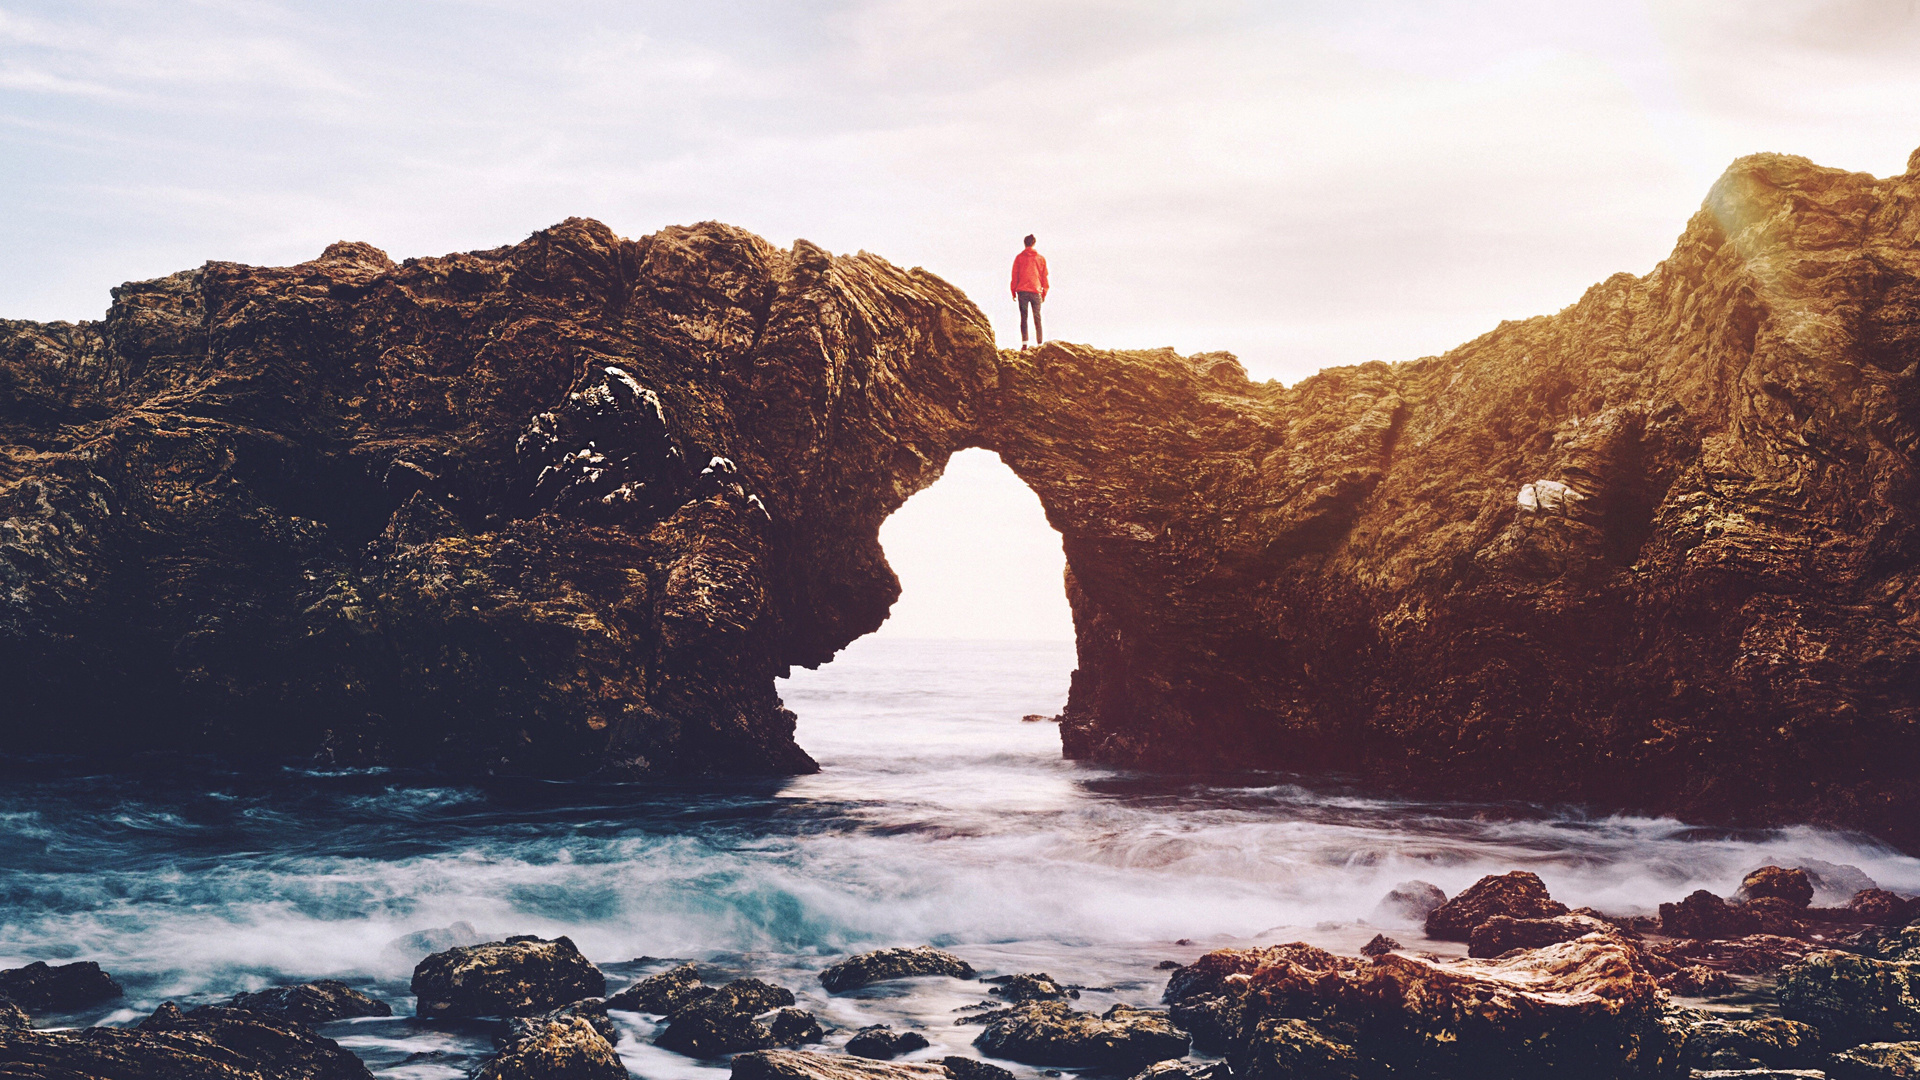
[776,448,1077,775]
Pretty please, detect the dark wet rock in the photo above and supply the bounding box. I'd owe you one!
[732,1050,949,1080]
[769,1008,824,1046]
[0,961,123,1014]
[970,1002,1190,1072]
[474,1015,625,1080]
[412,936,606,1018]
[1163,945,1350,1004]
[1164,995,1243,1057]
[1468,913,1610,958]
[1155,961,1182,971]
[225,980,392,1024]
[820,948,975,993]
[1677,1015,1823,1071]
[505,999,617,1046]
[1423,871,1569,941]
[1369,881,1447,928]
[1827,1041,1920,1078]
[986,974,1073,1002]
[1850,891,1920,928]
[1228,1017,1361,1080]
[846,1026,930,1060]
[654,979,799,1056]
[607,962,713,1014]
[942,1057,1014,1080]
[1242,933,1678,1077]
[1739,868,1816,909]
[1358,934,1400,958]
[1778,952,1920,1046]
[1127,1060,1231,1080]
[0,1022,370,1080]
[0,1000,27,1031]
[1663,891,1755,941]
[123,1002,373,1079]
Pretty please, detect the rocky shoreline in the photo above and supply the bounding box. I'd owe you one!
[3,865,1914,1080]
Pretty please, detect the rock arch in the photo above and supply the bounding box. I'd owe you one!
[3,146,1920,849]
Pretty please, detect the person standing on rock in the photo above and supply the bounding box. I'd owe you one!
[1010,234,1049,349]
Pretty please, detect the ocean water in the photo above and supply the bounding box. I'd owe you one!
[2,636,1916,1076]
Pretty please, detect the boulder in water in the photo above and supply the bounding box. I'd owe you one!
[412,936,606,1018]
[1777,951,1920,1047]
[731,1050,950,1080]
[1369,881,1447,927]
[845,1025,930,1060]
[1358,934,1400,958]
[0,960,123,1014]
[1422,871,1569,941]
[769,1008,825,1046]
[986,974,1073,1002]
[607,962,713,1014]
[1737,867,1815,909]
[0,1007,373,1080]
[226,980,392,1024]
[475,1015,625,1080]
[820,948,974,992]
[654,978,799,1056]
[969,1002,1189,1072]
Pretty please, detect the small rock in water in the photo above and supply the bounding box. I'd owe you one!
[608,962,714,1014]
[476,1015,624,1080]
[942,1057,1015,1080]
[846,1025,930,1059]
[412,935,607,1018]
[1369,880,1447,928]
[0,961,123,1014]
[769,1008,825,1046]
[820,948,974,992]
[1423,872,1567,941]
[1154,960,1181,970]
[226,979,392,1024]
[985,974,1073,1002]
[1737,866,1815,909]
[655,979,800,1056]
[1019,714,1057,723]
[1358,934,1401,958]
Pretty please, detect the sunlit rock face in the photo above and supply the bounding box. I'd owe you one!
[982,149,1920,850]
[2,147,1917,848]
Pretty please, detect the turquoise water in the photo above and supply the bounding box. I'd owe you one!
[2,636,1914,1076]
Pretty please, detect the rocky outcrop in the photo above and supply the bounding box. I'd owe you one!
[607,962,711,1014]
[844,1025,929,1059]
[411,936,605,1018]
[653,978,811,1057]
[0,960,123,1014]
[5,147,1920,843]
[1425,871,1569,940]
[968,1002,1189,1073]
[0,1002,374,1080]
[819,948,974,993]
[224,980,391,1024]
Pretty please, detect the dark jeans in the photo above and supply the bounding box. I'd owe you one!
[1017,291,1043,343]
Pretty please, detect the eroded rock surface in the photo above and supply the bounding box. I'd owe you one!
[1425,871,1569,941]
[5,147,1920,844]
[0,1002,374,1080]
[411,936,605,1018]
[224,980,391,1024]
[1778,951,1920,1047]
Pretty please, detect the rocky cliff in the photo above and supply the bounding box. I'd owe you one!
[3,147,1917,846]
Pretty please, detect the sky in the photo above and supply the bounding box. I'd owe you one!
[5,0,1920,640]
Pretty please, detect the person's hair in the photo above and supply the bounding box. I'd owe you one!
[1023,234,1036,247]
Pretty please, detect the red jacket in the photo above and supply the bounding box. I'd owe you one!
[1010,249,1048,297]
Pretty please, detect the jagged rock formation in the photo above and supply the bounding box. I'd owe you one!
[2,146,1918,846]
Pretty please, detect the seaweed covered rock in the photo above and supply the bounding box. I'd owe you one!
[607,962,712,1014]
[1423,872,1569,941]
[0,961,123,1014]
[820,948,974,993]
[1777,952,1920,1047]
[474,1015,625,1080]
[412,936,606,1018]
[225,980,392,1024]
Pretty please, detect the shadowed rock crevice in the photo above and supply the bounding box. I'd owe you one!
[2,147,1918,847]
